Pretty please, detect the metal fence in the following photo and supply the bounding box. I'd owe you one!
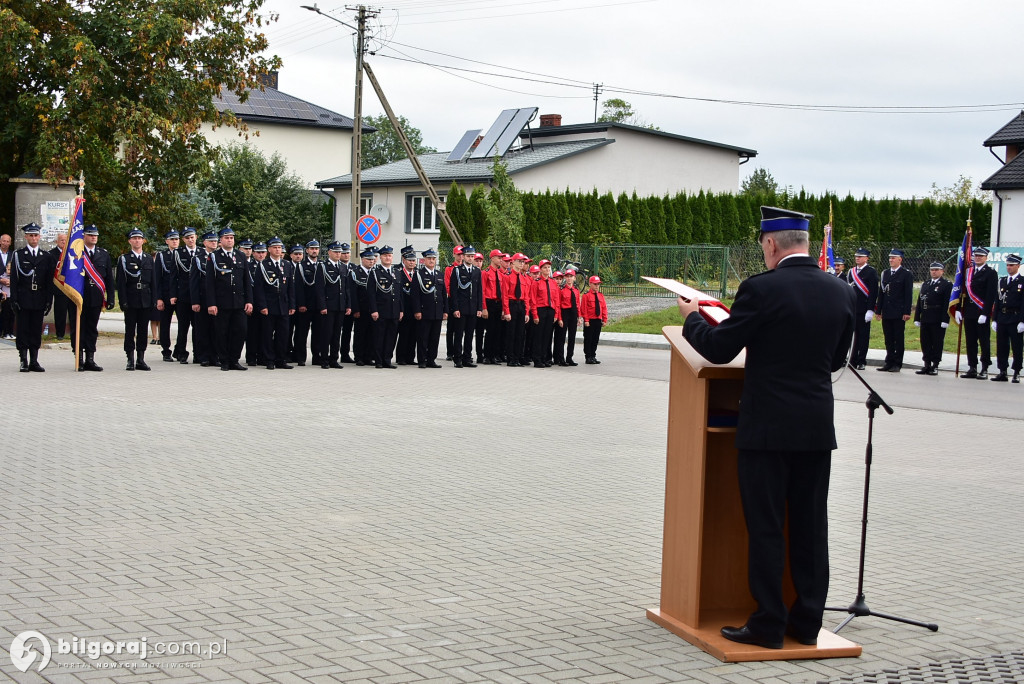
[438,240,977,299]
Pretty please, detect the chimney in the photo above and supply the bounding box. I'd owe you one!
[257,71,279,90]
[471,135,484,149]
[539,114,562,127]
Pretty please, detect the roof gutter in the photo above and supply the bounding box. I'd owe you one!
[989,147,1005,165]
[993,189,1003,246]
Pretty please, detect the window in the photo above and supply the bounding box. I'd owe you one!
[407,194,444,233]
[359,194,373,217]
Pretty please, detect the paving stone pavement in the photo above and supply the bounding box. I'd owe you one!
[0,343,1022,683]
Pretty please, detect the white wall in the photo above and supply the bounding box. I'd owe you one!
[202,121,353,188]
[333,184,447,251]
[993,189,1024,246]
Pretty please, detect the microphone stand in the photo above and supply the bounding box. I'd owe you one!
[825,364,939,633]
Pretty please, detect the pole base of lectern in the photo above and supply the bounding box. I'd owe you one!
[646,608,862,662]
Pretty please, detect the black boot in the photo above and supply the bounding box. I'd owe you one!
[28,349,45,372]
[83,353,103,372]
[126,354,135,370]
[977,366,989,380]
[19,350,29,372]
[1013,372,1021,384]
[914,364,930,375]
[135,353,151,371]
[991,371,1009,382]
[961,368,977,379]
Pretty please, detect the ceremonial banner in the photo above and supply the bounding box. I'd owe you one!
[948,228,973,318]
[817,223,835,273]
[52,196,86,309]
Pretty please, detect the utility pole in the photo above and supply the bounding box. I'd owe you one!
[593,83,604,123]
[349,5,371,251]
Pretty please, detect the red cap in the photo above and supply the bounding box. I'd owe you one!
[589,275,602,284]
[501,254,512,262]
[453,246,464,255]
[553,271,564,278]
[511,253,527,261]
[529,265,540,274]
[538,259,551,267]
[489,248,503,258]
[473,253,484,261]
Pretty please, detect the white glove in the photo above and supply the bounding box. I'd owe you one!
[1018,323,1024,334]
[991,321,997,332]
[955,311,963,325]
[914,321,920,327]
[979,315,987,324]
[941,322,949,329]
[864,310,874,323]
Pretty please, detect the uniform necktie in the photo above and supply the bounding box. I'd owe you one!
[515,274,521,299]
[495,268,502,299]
[571,289,577,308]
[594,292,601,317]
[546,281,551,307]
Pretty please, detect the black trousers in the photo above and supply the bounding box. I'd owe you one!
[372,317,399,366]
[881,317,905,367]
[245,311,264,365]
[964,314,991,369]
[0,297,14,336]
[341,312,354,359]
[396,313,417,363]
[532,307,555,365]
[446,315,456,359]
[417,318,443,364]
[919,322,946,367]
[553,308,578,363]
[484,299,504,361]
[291,309,311,363]
[738,448,831,641]
[505,301,526,363]
[193,307,216,364]
[322,310,343,363]
[995,319,1023,372]
[583,319,603,358]
[53,291,72,338]
[851,316,871,366]
[262,312,290,364]
[123,307,151,356]
[214,308,247,364]
[174,301,194,360]
[79,305,102,354]
[158,304,174,355]
[15,307,43,352]
[449,311,477,363]
[354,313,373,364]
[523,317,535,363]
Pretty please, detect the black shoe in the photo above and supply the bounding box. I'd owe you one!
[339,355,355,364]
[463,361,477,368]
[418,362,427,368]
[876,365,891,372]
[915,366,930,375]
[855,364,866,370]
[887,365,901,372]
[1013,373,1021,384]
[927,367,939,375]
[296,361,305,367]
[162,354,173,362]
[785,627,818,646]
[720,625,783,650]
[329,361,343,369]
[126,359,135,371]
[83,358,103,372]
[453,361,463,368]
[19,355,29,372]
[427,362,442,368]
[481,358,494,365]
[136,359,151,371]
[566,360,578,366]
[277,363,294,370]
[179,356,190,365]
[961,368,977,379]
[977,369,988,379]
[230,362,247,371]
[200,360,210,367]
[586,358,597,364]
[221,363,231,371]
[992,372,1009,382]
[507,361,519,367]
[593,358,601,364]
[28,361,45,372]
[535,362,546,368]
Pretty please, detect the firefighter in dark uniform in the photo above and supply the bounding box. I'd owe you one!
[314,241,350,368]
[367,245,402,369]
[448,245,483,368]
[395,245,419,365]
[913,261,952,376]
[337,243,356,363]
[292,239,320,366]
[874,248,914,372]
[287,244,305,362]
[351,247,376,366]
[253,237,296,369]
[245,243,267,367]
[411,247,446,368]
[206,227,252,370]
[47,232,73,341]
[153,229,179,361]
[957,246,999,379]
[189,231,219,366]
[172,227,199,364]
[992,253,1024,383]
[833,256,845,279]
[78,224,116,371]
[846,247,878,370]
[9,223,54,372]
[238,238,253,262]
[116,227,156,370]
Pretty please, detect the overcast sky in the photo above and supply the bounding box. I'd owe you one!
[258,0,1022,198]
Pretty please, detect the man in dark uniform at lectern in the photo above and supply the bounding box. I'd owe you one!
[678,206,856,650]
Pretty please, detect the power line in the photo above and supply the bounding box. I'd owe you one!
[397,0,659,26]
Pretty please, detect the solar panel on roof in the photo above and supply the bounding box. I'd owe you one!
[492,107,537,158]
[469,109,518,159]
[446,129,483,162]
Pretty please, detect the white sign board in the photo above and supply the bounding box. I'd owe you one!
[41,201,71,242]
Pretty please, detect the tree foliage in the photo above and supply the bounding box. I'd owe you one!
[929,174,988,206]
[482,158,524,250]
[445,181,473,244]
[360,114,436,169]
[597,98,658,129]
[741,167,779,196]
[0,0,280,235]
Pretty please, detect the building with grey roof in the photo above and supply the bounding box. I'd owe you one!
[981,111,1024,246]
[317,110,756,251]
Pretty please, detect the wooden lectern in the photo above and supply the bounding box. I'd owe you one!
[646,326,861,662]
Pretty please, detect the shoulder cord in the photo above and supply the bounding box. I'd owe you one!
[174,249,192,273]
[120,254,142,279]
[259,260,281,289]
[374,266,394,294]
[416,268,436,294]
[455,266,472,290]
[13,251,36,278]
[299,260,317,286]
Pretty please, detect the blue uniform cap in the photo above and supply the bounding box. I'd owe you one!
[290,244,304,254]
[239,238,253,248]
[759,206,812,233]
[253,243,267,252]
[421,248,438,258]
[464,244,475,254]
[181,226,197,237]
[360,247,377,258]
[855,248,870,257]
[83,224,99,236]
[929,261,944,269]
[1006,253,1022,265]
[377,245,394,255]
[22,222,41,235]
[339,242,351,253]
[972,246,990,256]
[164,230,180,240]
[267,236,284,247]
[202,231,218,241]
[327,241,343,252]
[127,228,145,239]
[888,249,905,258]
[834,257,845,265]
[305,239,320,248]
[218,227,234,237]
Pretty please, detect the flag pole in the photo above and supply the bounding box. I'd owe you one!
[73,172,84,372]
[953,209,972,377]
